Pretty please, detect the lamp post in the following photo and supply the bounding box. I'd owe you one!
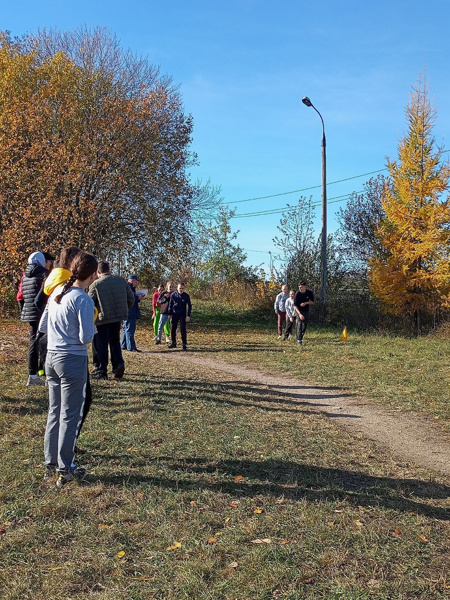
[302,96,327,317]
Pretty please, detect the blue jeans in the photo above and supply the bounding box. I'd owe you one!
[157,313,169,341]
[121,319,137,351]
[44,352,87,472]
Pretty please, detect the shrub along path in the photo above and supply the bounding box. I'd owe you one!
[160,351,450,479]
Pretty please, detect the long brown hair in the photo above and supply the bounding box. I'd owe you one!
[58,246,81,270]
[54,252,98,304]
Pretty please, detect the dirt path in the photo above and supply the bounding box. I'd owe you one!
[160,352,450,479]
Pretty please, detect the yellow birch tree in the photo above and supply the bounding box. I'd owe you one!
[369,78,450,333]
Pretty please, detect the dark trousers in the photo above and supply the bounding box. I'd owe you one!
[284,317,296,339]
[28,321,42,375]
[296,314,309,341]
[94,321,124,376]
[78,369,92,437]
[171,314,187,346]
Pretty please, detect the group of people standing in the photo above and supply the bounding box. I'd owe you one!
[274,282,315,346]
[151,281,192,350]
[17,247,193,487]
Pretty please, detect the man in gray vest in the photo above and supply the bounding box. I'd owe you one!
[88,261,135,380]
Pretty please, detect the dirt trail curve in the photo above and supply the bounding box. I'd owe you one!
[162,352,450,479]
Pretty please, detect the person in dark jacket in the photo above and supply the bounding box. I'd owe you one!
[168,282,192,351]
[21,251,55,386]
[121,275,143,352]
[88,261,135,380]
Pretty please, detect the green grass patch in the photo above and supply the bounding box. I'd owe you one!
[187,300,450,425]
[0,311,449,599]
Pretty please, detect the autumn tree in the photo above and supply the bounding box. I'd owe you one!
[369,79,450,333]
[0,28,197,300]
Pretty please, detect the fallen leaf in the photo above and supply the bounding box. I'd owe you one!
[300,577,313,584]
[393,529,402,537]
[190,501,198,506]
[354,520,363,528]
[235,475,244,482]
[225,517,231,523]
[327,522,335,527]
[229,561,239,569]
[127,448,139,452]
[98,524,111,530]
[418,535,429,543]
[48,566,63,571]
[229,503,239,508]
[167,541,182,551]
[115,551,125,560]
[253,508,263,514]
[280,540,292,545]
[251,538,271,544]
[136,492,144,500]
[207,537,217,544]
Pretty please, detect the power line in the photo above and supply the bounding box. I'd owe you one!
[223,168,387,205]
[226,149,450,206]
[230,190,364,219]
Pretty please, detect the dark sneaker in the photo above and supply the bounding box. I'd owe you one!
[56,467,87,487]
[113,364,125,379]
[44,466,57,480]
[182,346,188,351]
[155,339,161,345]
[92,372,108,380]
[168,344,177,349]
[297,340,302,346]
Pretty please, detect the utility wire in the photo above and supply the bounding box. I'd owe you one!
[223,168,387,205]
[230,191,364,219]
[226,150,450,205]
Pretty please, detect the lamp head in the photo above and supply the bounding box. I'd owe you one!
[302,96,313,107]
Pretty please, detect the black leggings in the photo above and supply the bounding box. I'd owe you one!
[77,369,92,437]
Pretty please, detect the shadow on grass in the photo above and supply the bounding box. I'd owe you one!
[97,375,357,418]
[0,394,48,416]
[98,456,450,521]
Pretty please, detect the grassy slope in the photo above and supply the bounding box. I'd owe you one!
[0,307,449,600]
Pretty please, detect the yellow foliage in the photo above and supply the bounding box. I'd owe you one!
[369,78,450,327]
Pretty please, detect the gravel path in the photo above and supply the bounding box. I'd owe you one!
[163,352,450,479]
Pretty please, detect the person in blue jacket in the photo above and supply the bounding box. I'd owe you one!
[121,275,142,352]
[168,282,192,351]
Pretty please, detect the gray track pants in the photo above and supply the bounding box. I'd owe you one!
[44,352,87,472]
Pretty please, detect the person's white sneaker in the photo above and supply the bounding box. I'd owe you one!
[26,376,46,387]
[278,335,282,339]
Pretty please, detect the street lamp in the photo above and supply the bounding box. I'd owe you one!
[302,96,327,317]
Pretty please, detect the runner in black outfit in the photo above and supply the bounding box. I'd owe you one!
[293,281,314,346]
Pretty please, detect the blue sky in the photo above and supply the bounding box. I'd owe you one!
[2,1,450,271]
